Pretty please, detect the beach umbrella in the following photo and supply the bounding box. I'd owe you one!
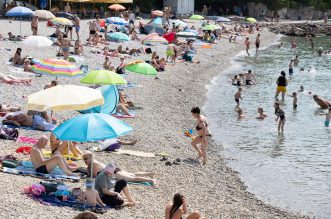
[125,61,157,76]
[80,70,127,85]
[172,20,187,27]
[152,10,163,17]
[153,17,163,25]
[105,17,128,26]
[163,32,175,43]
[144,23,165,35]
[32,59,83,78]
[55,12,75,20]
[189,15,204,20]
[107,32,129,42]
[142,34,168,45]
[53,113,133,142]
[176,32,197,38]
[246,17,257,23]
[27,85,104,112]
[108,4,125,11]
[202,24,220,31]
[34,10,55,20]
[216,17,231,22]
[50,17,74,26]
[5,6,34,35]
[23,36,53,47]
[228,15,245,21]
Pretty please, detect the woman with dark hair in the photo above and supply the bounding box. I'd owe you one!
[165,193,202,219]
[190,107,211,165]
[275,71,288,101]
[274,102,285,132]
[13,48,27,65]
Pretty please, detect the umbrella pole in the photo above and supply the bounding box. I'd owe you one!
[20,19,22,36]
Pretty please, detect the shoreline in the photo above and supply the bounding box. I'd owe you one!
[0,19,308,218]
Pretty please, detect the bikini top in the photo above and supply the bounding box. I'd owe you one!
[196,121,208,131]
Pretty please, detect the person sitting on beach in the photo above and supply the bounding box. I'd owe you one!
[181,51,200,64]
[30,135,78,175]
[119,90,134,107]
[313,95,331,109]
[44,80,58,89]
[74,40,83,55]
[8,32,22,41]
[12,48,28,65]
[0,73,31,85]
[94,163,135,207]
[165,193,203,219]
[256,108,267,119]
[60,34,71,60]
[50,133,82,158]
[3,112,54,131]
[76,179,106,207]
[244,70,257,85]
[103,56,115,71]
[0,104,21,113]
[23,60,33,72]
[130,30,139,41]
[116,57,126,74]
[152,55,166,71]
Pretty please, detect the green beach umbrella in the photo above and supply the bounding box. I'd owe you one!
[246,17,257,23]
[189,15,204,20]
[125,61,157,76]
[202,24,221,31]
[80,70,127,85]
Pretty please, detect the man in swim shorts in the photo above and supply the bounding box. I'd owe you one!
[61,35,71,60]
[31,16,38,36]
[88,21,97,43]
[30,136,77,175]
[255,33,260,55]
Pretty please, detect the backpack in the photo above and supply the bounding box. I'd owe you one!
[0,126,19,140]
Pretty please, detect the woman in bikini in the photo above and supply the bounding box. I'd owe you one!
[191,107,211,165]
[274,102,285,133]
[74,40,83,55]
[165,193,202,219]
[13,48,27,65]
[60,35,71,60]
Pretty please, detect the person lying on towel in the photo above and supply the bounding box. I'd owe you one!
[3,112,54,131]
[30,135,78,176]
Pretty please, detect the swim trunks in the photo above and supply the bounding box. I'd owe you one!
[255,42,260,48]
[235,98,239,103]
[32,115,55,131]
[277,86,286,93]
[289,68,293,75]
[325,120,330,127]
[75,26,80,32]
[68,26,73,30]
[62,47,70,52]
[245,80,253,85]
[90,30,96,35]
[36,165,49,174]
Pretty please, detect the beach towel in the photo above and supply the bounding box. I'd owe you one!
[128,181,152,186]
[28,193,109,213]
[112,111,136,118]
[17,136,38,144]
[1,161,80,181]
[113,149,155,158]
[3,124,52,132]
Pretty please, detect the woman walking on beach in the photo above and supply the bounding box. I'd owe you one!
[165,193,202,219]
[275,71,288,101]
[274,103,285,133]
[191,107,211,165]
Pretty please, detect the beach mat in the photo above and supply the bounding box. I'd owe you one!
[1,161,80,181]
[4,124,52,132]
[28,193,109,213]
[113,149,155,158]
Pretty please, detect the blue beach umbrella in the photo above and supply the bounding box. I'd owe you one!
[153,17,162,25]
[107,32,129,42]
[53,113,133,142]
[6,6,34,35]
[106,17,128,26]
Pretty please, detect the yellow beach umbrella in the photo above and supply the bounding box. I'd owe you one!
[27,85,104,112]
[50,17,74,26]
[246,17,257,23]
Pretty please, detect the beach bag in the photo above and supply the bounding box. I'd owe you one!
[116,67,125,75]
[0,126,19,140]
[2,159,20,168]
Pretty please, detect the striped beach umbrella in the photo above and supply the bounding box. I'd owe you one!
[32,59,83,77]
[50,17,73,26]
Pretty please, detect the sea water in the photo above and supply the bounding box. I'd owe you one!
[205,36,331,218]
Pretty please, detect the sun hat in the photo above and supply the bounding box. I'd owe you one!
[104,163,116,173]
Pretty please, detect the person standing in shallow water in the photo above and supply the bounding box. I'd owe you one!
[191,107,211,165]
[255,34,260,55]
[274,102,285,133]
[275,71,288,101]
[245,37,250,56]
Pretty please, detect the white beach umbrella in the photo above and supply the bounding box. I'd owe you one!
[23,36,53,47]
[34,10,55,20]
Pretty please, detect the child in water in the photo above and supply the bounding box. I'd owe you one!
[234,87,243,107]
[256,108,268,119]
[289,92,298,109]
[76,179,106,207]
[237,107,245,119]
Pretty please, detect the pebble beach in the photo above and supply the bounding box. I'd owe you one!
[0,19,308,218]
